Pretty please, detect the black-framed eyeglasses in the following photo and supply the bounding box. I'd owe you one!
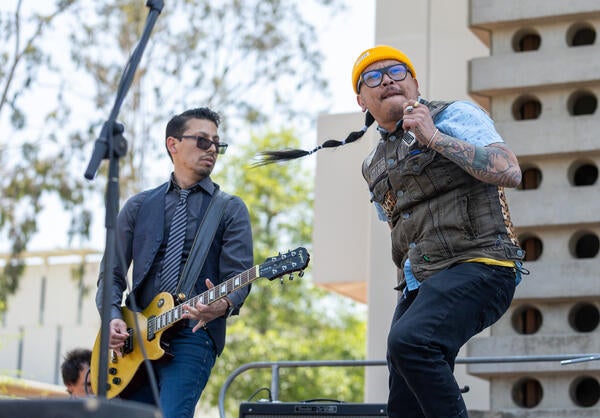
[359,63,409,91]
[179,135,228,154]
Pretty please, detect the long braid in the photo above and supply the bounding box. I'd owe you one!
[253,112,375,166]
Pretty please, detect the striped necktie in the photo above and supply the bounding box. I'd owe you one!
[160,188,191,294]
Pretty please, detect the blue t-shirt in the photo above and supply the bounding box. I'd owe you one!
[372,100,503,223]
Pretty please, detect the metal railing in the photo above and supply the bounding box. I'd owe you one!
[217,353,600,418]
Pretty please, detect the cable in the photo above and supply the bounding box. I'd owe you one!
[84,368,92,396]
[246,387,272,402]
[300,398,343,403]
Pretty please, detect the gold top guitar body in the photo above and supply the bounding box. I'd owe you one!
[90,247,309,399]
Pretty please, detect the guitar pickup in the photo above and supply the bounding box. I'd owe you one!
[147,316,156,341]
[123,328,134,354]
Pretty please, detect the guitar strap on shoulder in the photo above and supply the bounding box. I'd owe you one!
[175,187,232,300]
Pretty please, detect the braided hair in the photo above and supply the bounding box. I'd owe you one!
[254,111,375,166]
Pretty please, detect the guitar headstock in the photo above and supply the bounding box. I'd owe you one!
[259,247,310,281]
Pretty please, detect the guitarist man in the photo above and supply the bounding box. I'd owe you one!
[95,107,253,418]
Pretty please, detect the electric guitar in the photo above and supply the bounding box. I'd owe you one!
[90,247,310,399]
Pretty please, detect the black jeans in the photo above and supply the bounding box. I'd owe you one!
[387,262,516,418]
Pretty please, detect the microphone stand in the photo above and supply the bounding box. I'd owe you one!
[84,0,164,400]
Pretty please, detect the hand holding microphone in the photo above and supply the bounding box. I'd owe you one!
[402,98,438,148]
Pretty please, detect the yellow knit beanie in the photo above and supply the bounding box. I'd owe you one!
[352,45,417,94]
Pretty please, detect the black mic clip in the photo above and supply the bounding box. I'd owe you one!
[84,120,128,180]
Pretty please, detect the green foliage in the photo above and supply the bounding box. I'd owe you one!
[66,0,343,193]
[0,0,77,120]
[0,0,344,312]
[204,131,367,416]
[0,0,86,312]
[1,2,368,413]
[213,309,367,414]
[215,129,314,257]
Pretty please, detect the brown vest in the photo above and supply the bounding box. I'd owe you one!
[362,101,525,289]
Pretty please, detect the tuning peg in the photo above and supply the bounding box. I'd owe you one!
[288,273,294,281]
[298,270,304,277]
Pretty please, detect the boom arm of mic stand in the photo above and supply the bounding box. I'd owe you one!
[84,0,164,181]
[83,0,164,400]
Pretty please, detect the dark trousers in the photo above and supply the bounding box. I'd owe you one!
[387,262,516,418]
[125,327,216,418]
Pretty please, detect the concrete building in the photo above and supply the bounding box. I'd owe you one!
[467,1,600,416]
[0,251,101,392]
[314,0,600,416]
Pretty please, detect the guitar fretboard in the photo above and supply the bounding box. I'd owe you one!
[149,265,259,334]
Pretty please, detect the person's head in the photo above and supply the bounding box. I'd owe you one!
[61,348,92,397]
[352,45,420,131]
[253,45,418,165]
[165,107,227,185]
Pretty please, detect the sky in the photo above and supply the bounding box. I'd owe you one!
[315,1,376,114]
[20,0,375,253]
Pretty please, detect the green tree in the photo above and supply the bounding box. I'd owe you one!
[66,0,344,194]
[0,0,90,312]
[0,0,345,311]
[205,130,367,416]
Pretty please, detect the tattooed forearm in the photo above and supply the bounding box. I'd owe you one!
[472,147,488,170]
[429,132,522,187]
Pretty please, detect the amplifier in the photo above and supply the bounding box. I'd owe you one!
[239,402,387,417]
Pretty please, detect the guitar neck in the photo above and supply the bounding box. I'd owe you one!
[150,247,309,334]
[188,265,259,308]
[152,265,259,333]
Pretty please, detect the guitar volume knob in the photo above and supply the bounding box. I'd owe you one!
[109,367,118,375]
[112,377,122,385]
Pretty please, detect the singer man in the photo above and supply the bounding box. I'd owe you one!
[256,45,526,417]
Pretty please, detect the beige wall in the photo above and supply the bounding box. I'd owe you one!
[0,252,101,388]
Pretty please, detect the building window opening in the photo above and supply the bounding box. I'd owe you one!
[571,232,600,259]
[571,162,598,186]
[518,167,542,190]
[512,96,542,120]
[568,302,600,333]
[512,378,543,408]
[512,305,543,335]
[513,29,541,52]
[567,23,597,47]
[570,376,600,407]
[520,236,543,261]
[568,91,598,116]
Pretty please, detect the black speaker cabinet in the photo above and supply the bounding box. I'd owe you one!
[0,398,161,418]
[239,402,387,417]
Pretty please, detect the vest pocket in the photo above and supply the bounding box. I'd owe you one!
[457,194,479,239]
[388,152,450,202]
[369,173,395,220]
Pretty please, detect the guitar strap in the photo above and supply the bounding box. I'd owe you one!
[174,187,232,301]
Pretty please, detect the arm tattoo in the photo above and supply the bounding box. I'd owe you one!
[472,147,488,170]
[430,132,522,187]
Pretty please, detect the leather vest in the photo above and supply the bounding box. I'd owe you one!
[362,101,525,289]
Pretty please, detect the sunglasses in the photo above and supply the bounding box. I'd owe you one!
[359,63,409,90]
[179,135,228,154]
